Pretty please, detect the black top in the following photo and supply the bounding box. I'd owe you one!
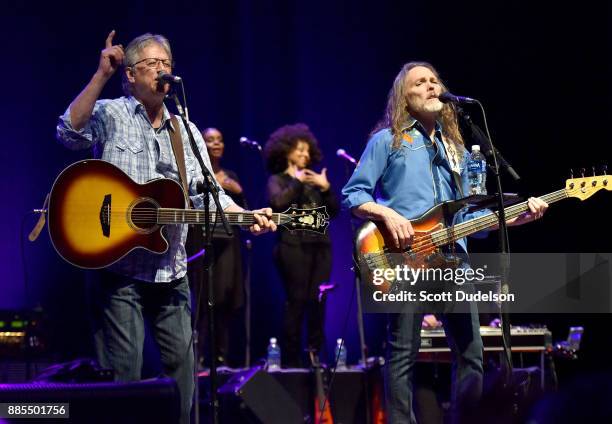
[212,168,248,239]
[222,168,248,209]
[267,172,340,244]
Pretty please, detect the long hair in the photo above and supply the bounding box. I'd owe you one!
[371,61,463,150]
[264,123,323,174]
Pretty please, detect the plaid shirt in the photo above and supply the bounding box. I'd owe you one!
[57,96,234,282]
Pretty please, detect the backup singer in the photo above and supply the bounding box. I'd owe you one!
[56,31,275,423]
[188,127,248,367]
[265,123,340,367]
[342,62,547,423]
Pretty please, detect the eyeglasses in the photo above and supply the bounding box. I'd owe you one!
[130,57,174,70]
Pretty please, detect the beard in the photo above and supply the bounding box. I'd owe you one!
[423,98,443,113]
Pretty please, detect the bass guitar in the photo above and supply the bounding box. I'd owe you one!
[355,174,610,292]
[47,160,329,269]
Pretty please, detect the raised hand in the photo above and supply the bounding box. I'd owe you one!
[302,168,330,191]
[97,30,125,79]
[216,171,243,194]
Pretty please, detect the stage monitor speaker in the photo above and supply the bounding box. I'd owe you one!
[218,367,305,424]
[0,377,179,423]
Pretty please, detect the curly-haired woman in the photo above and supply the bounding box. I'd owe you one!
[264,123,339,368]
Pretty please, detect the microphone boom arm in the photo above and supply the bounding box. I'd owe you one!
[457,106,520,181]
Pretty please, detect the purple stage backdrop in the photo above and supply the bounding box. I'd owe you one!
[0,1,610,368]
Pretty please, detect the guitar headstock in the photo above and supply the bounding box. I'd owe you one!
[279,206,330,234]
[565,174,610,201]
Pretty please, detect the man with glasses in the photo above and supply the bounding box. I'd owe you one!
[56,31,276,424]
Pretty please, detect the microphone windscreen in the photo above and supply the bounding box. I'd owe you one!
[438,92,454,103]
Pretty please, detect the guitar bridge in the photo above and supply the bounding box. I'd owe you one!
[99,194,111,237]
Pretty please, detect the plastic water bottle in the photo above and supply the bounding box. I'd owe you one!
[335,338,348,370]
[267,337,281,371]
[467,145,487,195]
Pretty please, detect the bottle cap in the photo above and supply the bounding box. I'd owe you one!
[471,145,480,151]
[270,337,277,344]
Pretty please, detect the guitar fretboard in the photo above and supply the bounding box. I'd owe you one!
[430,189,568,247]
[156,209,291,227]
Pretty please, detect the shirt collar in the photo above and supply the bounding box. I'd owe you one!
[401,116,443,137]
[128,96,174,130]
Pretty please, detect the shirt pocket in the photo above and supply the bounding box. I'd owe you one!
[114,140,144,154]
[387,138,428,164]
[401,136,428,151]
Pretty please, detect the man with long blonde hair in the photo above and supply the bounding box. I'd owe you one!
[342,62,547,422]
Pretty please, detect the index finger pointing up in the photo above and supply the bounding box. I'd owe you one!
[105,30,116,48]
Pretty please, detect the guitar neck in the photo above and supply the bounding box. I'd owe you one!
[157,209,290,228]
[433,189,568,246]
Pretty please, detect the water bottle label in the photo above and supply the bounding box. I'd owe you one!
[468,160,486,173]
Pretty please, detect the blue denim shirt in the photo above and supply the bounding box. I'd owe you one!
[57,96,234,282]
[342,119,488,252]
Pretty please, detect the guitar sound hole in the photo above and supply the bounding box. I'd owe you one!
[129,199,159,233]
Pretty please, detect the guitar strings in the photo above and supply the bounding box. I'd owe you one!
[362,189,568,267]
[66,207,321,227]
[366,189,566,266]
[364,193,548,263]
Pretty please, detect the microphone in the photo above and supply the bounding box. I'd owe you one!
[239,136,262,151]
[438,92,477,104]
[157,71,182,84]
[336,148,357,164]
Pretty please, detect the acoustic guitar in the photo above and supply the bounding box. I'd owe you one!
[47,160,329,269]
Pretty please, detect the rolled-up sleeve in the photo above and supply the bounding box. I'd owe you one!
[190,184,234,211]
[56,101,110,151]
[341,131,390,210]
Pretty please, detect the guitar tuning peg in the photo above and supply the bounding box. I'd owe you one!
[569,169,574,179]
[602,164,608,175]
[592,166,596,176]
[580,167,586,178]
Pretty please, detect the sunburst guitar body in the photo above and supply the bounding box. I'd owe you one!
[48,160,330,269]
[355,173,611,292]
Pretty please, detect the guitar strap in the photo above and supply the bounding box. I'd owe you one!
[168,114,191,205]
[452,171,465,198]
[439,134,465,199]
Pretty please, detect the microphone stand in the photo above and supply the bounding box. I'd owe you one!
[244,238,253,368]
[341,156,371,424]
[340,158,368,370]
[171,91,232,424]
[239,138,267,208]
[237,137,265,369]
[457,104,519,386]
[458,108,520,182]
